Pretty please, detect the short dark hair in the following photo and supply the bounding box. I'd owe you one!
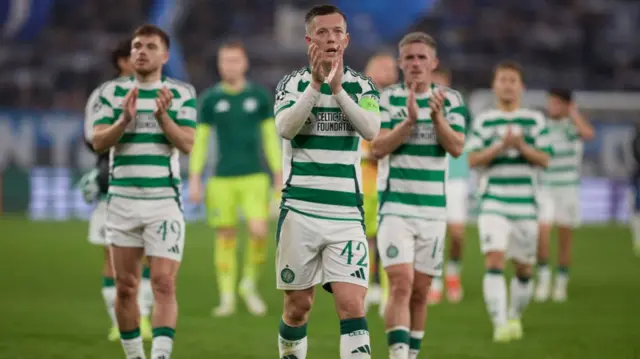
[548,88,573,103]
[304,4,347,28]
[493,60,524,81]
[111,38,131,72]
[219,40,248,56]
[132,24,170,49]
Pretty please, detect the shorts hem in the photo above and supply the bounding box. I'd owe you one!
[146,253,182,263]
[322,276,368,290]
[380,259,413,269]
[277,280,322,291]
[414,266,442,277]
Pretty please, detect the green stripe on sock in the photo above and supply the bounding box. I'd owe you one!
[152,327,175,339]
[340,317,368,335]
[120,328,140,340]
[387,329,410,346]
[409,336,422,350]
[517,275,531,284]
[486,268,503,275]
[557,266,569,274]
[103,277,115,287]
[279,319,307,341]
[537,260,548,267]
[142,266,151,279]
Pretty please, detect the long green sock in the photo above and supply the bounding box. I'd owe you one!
[151,327,175,359]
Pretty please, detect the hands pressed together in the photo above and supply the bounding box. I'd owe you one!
[308,42,343,94]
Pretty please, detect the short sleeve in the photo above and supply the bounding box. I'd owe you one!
[379,89,392,130]
[464,117,488,153]
[534,114,553,155]
[84,86,103,141]
[197,88,215,126]
[93,85,115,127]
[444,89,467,134]
[176,84,197,128]
[274,71,300,117]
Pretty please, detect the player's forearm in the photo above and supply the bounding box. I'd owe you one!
[158,115,195,154]
[468,143,504,168]
[570,111,595,141]
[275,85,321,140]
[518,143,550,168]
[371,120,414,159]
[334,90,380,141]
[434,119,465,157]
[92,117,129,152]
[189,125,211,176]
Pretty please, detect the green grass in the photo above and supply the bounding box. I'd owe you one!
[1,217,639,358]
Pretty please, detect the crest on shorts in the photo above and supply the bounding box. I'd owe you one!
[386,244,399,259]
[280,266,295,284]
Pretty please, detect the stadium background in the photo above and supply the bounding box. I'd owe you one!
[1,1,639,358]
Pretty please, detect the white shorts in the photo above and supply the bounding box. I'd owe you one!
[537,187,581,227]
[88,200,108,246]
[446,179,469,224]
[377,215,447,277]
[275,209,369,292]
[105,196,185,262]
[478,214,537,265]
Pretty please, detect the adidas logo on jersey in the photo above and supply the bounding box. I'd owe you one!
[350,267,366,280]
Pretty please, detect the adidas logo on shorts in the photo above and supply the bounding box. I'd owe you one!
[168,245,180,254]
[350,268,366,280]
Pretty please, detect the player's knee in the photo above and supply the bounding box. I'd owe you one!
[151,274,176,299]
[336,294,365,319]
[283,291,313,325]
[448,225,464,243]
[115,273,138,300]
[484,251,505,269]
[248,220,268,238]
[388,273,413,302]
[514,263,533,279]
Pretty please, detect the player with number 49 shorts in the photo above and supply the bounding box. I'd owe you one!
[371,32,467,359]
[92,25,196,359]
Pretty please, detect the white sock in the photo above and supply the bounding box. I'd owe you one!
[340,318,371,358]
[537,264,551,287]
[120,330,146,359]
[278,320,308,359]
[483,271,507,328]
[445,261,460,277]
[409,330,424,359]
[139,277,154,318]
[430,277,443,293]
[387,326,409,359]
[101,281,117,327]
[508,277,533,319]
[555,269,569,291]
[151,336,174,359]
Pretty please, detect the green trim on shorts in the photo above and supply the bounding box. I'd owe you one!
[108,193,179,201]
[275,208,289,246]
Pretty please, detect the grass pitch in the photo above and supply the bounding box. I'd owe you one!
[1,218,639,358]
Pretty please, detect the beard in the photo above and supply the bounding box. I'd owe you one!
[134,64,159,77]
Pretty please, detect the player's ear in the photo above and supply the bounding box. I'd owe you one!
[431,57,440,72]
[343,32,350,49]
[162,49,169,65]
[305,35,312,46]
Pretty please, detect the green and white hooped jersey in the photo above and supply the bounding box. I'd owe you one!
[465,108,552,221]
[274,66,380,221]
[376,83,467,221]
[540,117,583,188]
[94,76,197,200]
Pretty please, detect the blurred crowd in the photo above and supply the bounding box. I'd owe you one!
[0,0,638,111]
